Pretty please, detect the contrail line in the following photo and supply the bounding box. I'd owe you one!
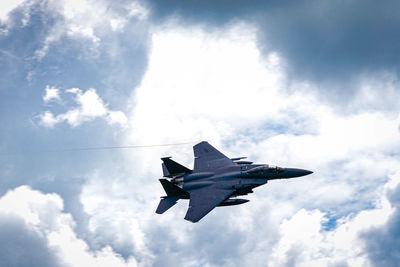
[41,141,197,152]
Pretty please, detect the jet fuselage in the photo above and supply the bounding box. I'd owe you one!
[156,141,313,222]
[174,164,312,199]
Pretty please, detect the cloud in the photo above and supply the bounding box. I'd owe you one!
[74,22,400,266]
[3,3,400,266]
[0,216,61,267]
[80,176,155,264]
[0,186,139,267]
[43,85,61,103]
[39,87,127,128]
[107,111,129,126]
[127,22,285,146]
[362,171,400,267]
[0,0,35,35]
[39,111,59,128]
[0,0,25,23]
[126,22,400,174]
[31,0,149,60]
[145,0,400,105]
[268,170,400,267]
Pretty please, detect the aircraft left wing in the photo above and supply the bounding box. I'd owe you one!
[184,186,234,223]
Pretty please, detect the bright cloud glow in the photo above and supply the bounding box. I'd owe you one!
[39,87,127,128]
[126,23,400,175]
[128,23,285,147]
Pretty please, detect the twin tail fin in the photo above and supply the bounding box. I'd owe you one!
[155,179,189,214]
[161,157,191,177]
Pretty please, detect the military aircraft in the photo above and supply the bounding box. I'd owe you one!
[156,141,313,222]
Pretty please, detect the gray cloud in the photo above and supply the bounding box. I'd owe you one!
[0,216,62,267]
[255,1,400,80]
[146,0,400,104]
[145,209,279,267]
[362,182,400,267]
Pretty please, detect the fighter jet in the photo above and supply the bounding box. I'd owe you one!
[156,141,313,222]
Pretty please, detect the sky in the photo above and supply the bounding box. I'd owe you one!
[1,0,400,266]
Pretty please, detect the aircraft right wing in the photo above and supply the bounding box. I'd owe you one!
[184,185,234,223]
[193,141,235,171]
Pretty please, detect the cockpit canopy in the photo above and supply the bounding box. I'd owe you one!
[267,165,284,172]
[246,165,284,174]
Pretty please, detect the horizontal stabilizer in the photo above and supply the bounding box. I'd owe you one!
[161,157,191,177]
[156,196,179,214]
[159,179,189,197]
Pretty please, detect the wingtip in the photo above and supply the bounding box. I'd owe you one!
[184,212,199,223]
[184,218,198,223]
[196,140,208,145]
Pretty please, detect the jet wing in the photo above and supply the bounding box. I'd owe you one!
[184,186,234,223]
[193,141,235,171]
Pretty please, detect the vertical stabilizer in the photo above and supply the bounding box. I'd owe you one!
[161,157,191,177]
[159,179,188,197]
[162,163,171,177]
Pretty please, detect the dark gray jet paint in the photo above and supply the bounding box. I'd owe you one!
[156,141,313,223]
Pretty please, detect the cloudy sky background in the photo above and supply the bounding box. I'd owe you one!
[1,0,400,266]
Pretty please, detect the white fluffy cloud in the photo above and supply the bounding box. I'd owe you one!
[127,23,285,147]
[268,171,400,267]
[126,22,400,178]
[0,186,138,267]
[76,22,400,266]
[43,85,61,103]
[39,87,127,128]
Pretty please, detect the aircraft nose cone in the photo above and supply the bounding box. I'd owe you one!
[282,168,313,178]
[302,169,313,176]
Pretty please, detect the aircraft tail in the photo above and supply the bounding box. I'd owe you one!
[158,179,188,197]
[156,179,189,214]
[156,196,179,214]
[161,157,191,177]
